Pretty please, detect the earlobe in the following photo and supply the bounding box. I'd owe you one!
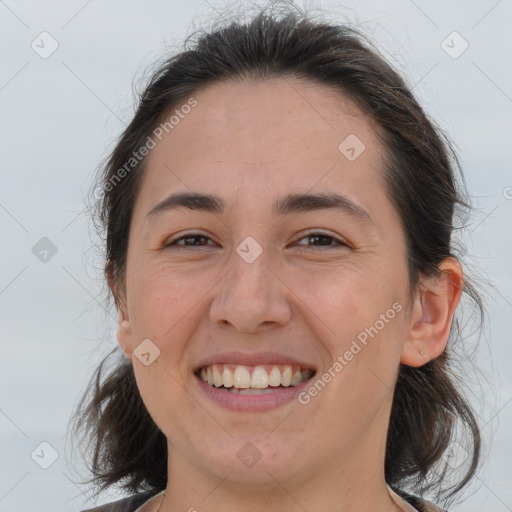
[116,304,133,361]
[401,257,463,367]
[106,268,133,361]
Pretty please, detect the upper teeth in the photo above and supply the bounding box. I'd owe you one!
[199,364,314,389]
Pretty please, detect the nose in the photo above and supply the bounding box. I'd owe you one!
[209,245,292,334]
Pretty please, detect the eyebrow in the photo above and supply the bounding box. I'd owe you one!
[147,191,373,223]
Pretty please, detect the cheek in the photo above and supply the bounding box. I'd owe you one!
[126,261,202,339]
[305,263,404,344]
[131,362,188,442]
[301,296,405,442]
[306,265,407,407]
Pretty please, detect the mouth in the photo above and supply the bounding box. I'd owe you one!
[194,363,316,395]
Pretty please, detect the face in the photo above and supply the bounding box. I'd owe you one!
[116,77,415,492]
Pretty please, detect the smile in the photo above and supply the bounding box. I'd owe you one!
[196,364,315,394]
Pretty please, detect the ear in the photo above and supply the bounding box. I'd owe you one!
[106,268,133,361]
[401,257,463,367]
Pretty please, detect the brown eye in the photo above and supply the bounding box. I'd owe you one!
[165,234,215,248]
[294,232,347,249]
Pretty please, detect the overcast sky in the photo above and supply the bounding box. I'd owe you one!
[0,1,511,511]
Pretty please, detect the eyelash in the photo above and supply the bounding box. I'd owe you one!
[165,231,348,250]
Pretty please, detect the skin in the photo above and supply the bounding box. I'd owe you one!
[112,77,463,512]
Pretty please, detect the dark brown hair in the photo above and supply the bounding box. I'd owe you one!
[72,2,483,505]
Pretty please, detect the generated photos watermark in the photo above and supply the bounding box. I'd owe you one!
[94,97,198,200]
[298,301,403,405]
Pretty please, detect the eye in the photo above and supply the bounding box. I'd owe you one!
[293,231,348,249]
[165,233,216,248]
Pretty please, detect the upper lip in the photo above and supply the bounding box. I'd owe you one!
[194,350,317,371]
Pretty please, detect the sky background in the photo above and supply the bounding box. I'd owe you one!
[0,0,511,511]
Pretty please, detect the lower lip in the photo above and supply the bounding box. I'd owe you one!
[195,374,314,412]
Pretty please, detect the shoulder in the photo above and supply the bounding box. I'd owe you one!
[80,491,159,512]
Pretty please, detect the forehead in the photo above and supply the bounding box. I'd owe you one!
[136,76,388,220]
[153,77,377,162]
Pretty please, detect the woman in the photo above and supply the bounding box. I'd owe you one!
[72,4,482,511]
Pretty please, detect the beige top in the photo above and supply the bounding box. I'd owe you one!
[388,487,446,512]
[388,487,420,511]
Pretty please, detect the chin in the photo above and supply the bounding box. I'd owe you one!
[198,439,302,487]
